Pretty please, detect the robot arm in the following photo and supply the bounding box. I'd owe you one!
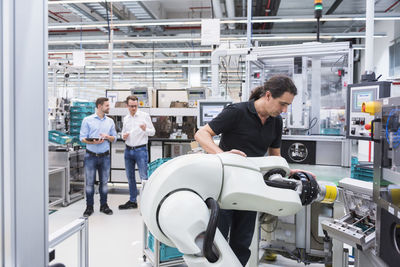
[141,154,337,267]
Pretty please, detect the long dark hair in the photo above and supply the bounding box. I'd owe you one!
[249,75,297,101]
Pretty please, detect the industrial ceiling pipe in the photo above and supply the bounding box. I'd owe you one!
[226,0,236,30]
[365,0,374,76]
[212,0,223,19]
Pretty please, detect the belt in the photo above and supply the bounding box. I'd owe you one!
[126,144,146,150]
[86,150,110,157]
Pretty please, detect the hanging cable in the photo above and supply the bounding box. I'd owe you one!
[386,109,400,149]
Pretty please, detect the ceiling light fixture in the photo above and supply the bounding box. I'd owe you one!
[48,14,400,29]
[48,48,213,54]
[48,33,387,45]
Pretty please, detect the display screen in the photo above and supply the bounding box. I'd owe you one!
[202,105,224,124]
[352,87,376,112]
[188,91,205,100]
[198,101,232,127]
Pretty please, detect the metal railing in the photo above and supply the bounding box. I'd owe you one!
[49,217,89,267]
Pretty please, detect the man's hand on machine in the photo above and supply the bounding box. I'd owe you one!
[227,149,247,157]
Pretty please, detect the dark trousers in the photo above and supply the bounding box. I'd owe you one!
[218,209,257,266]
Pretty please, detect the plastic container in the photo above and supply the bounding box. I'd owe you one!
[70,106,94,113]
[147,158,172,177]
[48,130,73,145]
[70,112,91,120]
[146,158,183,262]
[147,232,183,262]
[73,102,96,108]
[350,157,374,182]
[69,126,81,134]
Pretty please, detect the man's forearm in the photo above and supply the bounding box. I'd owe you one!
[194,130,223,154]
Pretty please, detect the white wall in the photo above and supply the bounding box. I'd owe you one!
[360,20,395,80]
[359,4,400,81]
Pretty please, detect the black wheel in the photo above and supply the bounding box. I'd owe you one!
[143,255,147,262]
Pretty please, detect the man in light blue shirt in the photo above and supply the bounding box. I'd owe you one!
[80,97,117,217]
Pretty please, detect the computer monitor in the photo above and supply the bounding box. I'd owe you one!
[352,88,376,112]
[197,100,232,128]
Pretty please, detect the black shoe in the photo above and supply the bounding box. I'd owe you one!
[83,206,94,217]
[100,204,113,215]
[118,201,138,210]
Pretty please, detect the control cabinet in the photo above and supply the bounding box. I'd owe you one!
[346,81,390,140]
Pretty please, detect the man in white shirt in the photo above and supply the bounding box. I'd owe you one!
[119,95,155,209]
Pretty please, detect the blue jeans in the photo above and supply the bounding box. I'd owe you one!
[218,209,257,266]
[84,153,110,206]
[124,146,148,202]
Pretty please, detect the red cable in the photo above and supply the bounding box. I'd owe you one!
[385,0,400,12]
[368,141,372,162]
[262,0,272,30]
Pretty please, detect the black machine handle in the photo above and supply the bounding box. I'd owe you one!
[203,198,220,263]
[370,118,381,143]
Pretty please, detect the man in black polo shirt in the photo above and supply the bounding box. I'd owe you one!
[195,75,308,266]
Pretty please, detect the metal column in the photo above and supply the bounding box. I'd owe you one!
[246,0,252,47]
[1,0,48,266]
[244,0,253,102]
[310,58,322,135]
[365,0,375,74]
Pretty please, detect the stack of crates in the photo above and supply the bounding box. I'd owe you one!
[350,157,374,182]
[146,157,184,262]
[48,130,74,145]
[69,102,95,147]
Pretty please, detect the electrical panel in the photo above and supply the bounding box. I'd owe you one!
[186,88,206,108]
[346,81,390,140]
[131,87,149,107]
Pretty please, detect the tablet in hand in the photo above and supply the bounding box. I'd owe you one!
[86,138,100,142]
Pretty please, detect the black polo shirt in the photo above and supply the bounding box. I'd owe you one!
[208,100,282,157]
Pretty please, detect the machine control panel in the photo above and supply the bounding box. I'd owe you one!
[131,87,149,107]
[346,82,391,140]
[187,88,206,107]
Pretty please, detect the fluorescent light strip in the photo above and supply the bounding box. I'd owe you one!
[49,37,202,44]
[48,48,213,54]
[51,78,187,82]
[83,64,210,69]
[48,34,386,45]
[47,15,400,29]
[85,57,210,62]
[48,70,184,74]
[49,0,142,4]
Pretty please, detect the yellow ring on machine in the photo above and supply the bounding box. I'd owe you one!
[321,185,338,204]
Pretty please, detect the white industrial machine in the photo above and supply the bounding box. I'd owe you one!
[141,153,337,266]
[321,178,382,267]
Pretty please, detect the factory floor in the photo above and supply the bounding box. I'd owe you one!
[49,164,350,267]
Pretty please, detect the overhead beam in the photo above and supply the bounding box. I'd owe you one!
[322,0,343,25]
[48,13,400,29]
